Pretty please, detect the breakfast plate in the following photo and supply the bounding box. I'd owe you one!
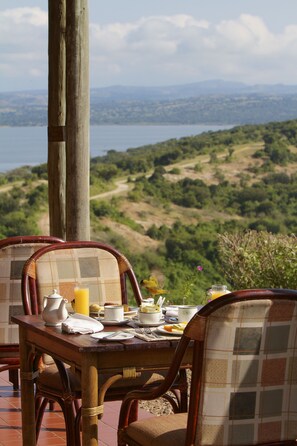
[90,331,134,341]
[156,324,185,336]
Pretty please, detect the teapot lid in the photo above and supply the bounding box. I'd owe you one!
[48,289,62,299]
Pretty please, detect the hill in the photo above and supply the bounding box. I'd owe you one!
[1,80,297,126]
[0,119,297,303]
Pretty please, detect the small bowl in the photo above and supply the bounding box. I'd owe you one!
[138,310,162,325]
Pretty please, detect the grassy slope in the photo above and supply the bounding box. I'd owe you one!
[88,141,297,251]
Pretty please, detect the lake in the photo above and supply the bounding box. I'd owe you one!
[0,124,234,173]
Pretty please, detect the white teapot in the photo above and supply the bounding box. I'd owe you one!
[42,289,68,326]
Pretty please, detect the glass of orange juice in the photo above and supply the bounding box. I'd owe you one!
[74,287,89,315]
[208,284,230,300]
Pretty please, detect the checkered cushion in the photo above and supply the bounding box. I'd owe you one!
[34,247,126,309]
[0,243,52,345]
[196,299,297,445]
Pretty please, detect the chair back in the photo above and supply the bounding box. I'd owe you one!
[0,236,64,346]
[22,241,143,315]
[184,288,297,446]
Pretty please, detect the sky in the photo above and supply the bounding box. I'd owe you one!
[1,0,297,92]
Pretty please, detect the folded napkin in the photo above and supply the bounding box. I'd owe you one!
[62,313,104,334]
[165,308,178,318]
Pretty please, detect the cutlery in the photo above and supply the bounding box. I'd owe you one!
[144,328,162,338]
[104,331,121,339]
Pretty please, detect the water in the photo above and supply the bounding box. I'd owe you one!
[0,124,233,173]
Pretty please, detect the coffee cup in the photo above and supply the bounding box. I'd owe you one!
[178,305,198,323]
[104,305,124,322]
[138,310,161,325]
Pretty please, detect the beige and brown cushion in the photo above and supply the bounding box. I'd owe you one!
[196,299,297,445]
[119,291,297,446]
[34,247,125,308]
[0,243,56,345]
[126,413,187,446]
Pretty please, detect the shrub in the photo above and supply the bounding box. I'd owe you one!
[217,230,297,290]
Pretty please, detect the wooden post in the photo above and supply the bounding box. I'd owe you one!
[65,0,90,240]
[48,0,66,239]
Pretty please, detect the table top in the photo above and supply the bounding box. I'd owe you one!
[12,314,183,353]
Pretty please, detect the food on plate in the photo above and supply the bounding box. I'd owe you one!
[139,304,161,313]
[89,303,103,313]
[163,323,186,334]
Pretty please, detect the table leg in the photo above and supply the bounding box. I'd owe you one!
[19,326,36,446]
[81,352,99,446]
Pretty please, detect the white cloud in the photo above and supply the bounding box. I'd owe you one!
[1,7,297,91]
[2,7,47,26]
[0,7,47,89]
[89,12,297,86]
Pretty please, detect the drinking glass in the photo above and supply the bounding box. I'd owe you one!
[74,287,89,315]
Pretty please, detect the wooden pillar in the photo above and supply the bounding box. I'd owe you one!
[65,0,90,240]
[48,0,66,239]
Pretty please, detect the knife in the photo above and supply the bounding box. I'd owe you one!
[104,331,119,339]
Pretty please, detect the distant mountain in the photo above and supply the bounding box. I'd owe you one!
[1,80,297,126]
[91,80,297,102]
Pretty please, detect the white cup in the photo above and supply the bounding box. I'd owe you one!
[104,305,124,322]
[178,305,198,323]
[138,310,161,325]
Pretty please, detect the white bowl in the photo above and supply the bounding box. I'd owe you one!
[138,310,162,325]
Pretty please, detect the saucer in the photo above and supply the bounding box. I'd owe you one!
[131,317,165,327]
[97,318,130,326]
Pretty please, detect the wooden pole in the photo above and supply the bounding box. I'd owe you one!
[48,0,66,239]
[65,0,90,240]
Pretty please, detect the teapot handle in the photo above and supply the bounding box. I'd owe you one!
[43,296,48,308]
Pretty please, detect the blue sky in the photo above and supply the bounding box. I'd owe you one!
[1,0,297,92]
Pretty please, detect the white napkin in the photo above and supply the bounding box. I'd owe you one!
[165,308,178,318]
[62,313,104,334]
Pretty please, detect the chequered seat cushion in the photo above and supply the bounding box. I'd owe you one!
[35,247,126,309]
[196,299,297,445]
[0,243,52,345]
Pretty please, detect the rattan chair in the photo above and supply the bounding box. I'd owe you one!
[0,235,64,389]
[21,241,188,445]
[118,288,297,446]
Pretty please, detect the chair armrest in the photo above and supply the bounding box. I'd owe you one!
[0,344,19,353]
[118,335,191,429]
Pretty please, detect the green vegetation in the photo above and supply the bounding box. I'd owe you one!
[1,119,297,304]
[217,231,297,290]
[2,89,297,126]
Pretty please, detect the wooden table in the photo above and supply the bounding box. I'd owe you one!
[12,315,192,446]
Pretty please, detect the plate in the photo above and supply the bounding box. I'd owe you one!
[157,325,184,336]
[132,317,165,327]
[97,318,130,326]
[90,331,134,341]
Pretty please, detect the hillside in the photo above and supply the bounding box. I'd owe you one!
[1,80,297,126]
[1,120,297,303]
[89,139,297,251]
